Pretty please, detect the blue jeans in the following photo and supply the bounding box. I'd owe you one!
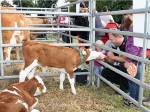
[128,63,142,101]
[94,65,103,77]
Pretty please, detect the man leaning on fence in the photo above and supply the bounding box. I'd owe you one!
[101,22,142,106]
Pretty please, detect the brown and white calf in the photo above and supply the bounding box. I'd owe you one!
[1,7,30,60]
[19,41,105,95]
[0,76,46,112]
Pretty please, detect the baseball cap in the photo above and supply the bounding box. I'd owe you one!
[105,22,119,29]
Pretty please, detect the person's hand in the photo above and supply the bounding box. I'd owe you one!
[124,62,137,78]
[105,51,115,63]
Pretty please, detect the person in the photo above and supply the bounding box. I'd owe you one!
[94,40,104,87]
[101,22,119,44]
[57,16,70,43]
[73,2,89,44]
[101,22,142,105]
[100,6,114,28]
[95,6,114,41]
[120,14,133,32]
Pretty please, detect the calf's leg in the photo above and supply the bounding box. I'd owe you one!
[59,71,66,90]
[19,59,38,82]
[67,73,76,95]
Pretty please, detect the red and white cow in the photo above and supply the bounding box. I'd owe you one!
[1,7,30,61]
[0,75,46,112]
[19,41,105,95]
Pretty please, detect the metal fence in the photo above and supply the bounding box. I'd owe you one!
[0,0,150,111]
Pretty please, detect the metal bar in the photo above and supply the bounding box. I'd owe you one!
[0,72,90,80]
[31,32,57,34]
[0,9,4,76]
[0,10,90,16]
[139,0,149,106]
[16,7,54,10]
[59,32,91,43]
[99,61,150,90]
[1,27,91,31]
[89,0,96,86]
[0,60,23,64]
[95,8,150,16]
[30,24,86,28]
[1,43,91,47]
[95,28,150,39]
[93,43,150,65]
[53,0,89,11]
[99,76,150,112]
[3,26,149,39]
[25,16,54,18]
[2,44,22,47]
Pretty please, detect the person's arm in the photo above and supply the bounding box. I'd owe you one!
[123,36,142,71]
[112,55,127,62]
[126,37,142,59]
[106,51,127,63]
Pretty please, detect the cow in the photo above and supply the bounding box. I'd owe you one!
[19,41,106,95]
[24,17,49,40]
[1,7,30,61]
[0,75,46,112]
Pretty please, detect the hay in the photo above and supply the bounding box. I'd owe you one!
[35,79,140,112]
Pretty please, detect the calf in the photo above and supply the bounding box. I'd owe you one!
[0,76,46,112]
[19,41,105,95]
[1,7,30,60]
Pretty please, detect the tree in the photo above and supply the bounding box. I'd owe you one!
[67,0,132,23]
[1,0,13,7]
[12,0,57,8]
[13,0,34,7]
[35,0,56,8]
[96,0,132,23]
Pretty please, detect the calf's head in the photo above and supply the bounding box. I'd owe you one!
[81,48,106,62]
[32,76,47,96]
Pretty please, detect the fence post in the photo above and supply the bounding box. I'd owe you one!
[139,0,149,106]
[0,7,4,76]
[89,0,96,86]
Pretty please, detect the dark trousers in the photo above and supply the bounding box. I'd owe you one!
[62,32,71,43]
[101,65,129,93]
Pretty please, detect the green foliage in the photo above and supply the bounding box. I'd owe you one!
[13,0,57,8]
[96,0,132,24]
[35,0,56,8]
[1,0,13,7]
[13,0,34,7]
[67,0,132,23]
[12,0,132,23]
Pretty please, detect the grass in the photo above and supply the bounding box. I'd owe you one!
[36,78,142,112]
